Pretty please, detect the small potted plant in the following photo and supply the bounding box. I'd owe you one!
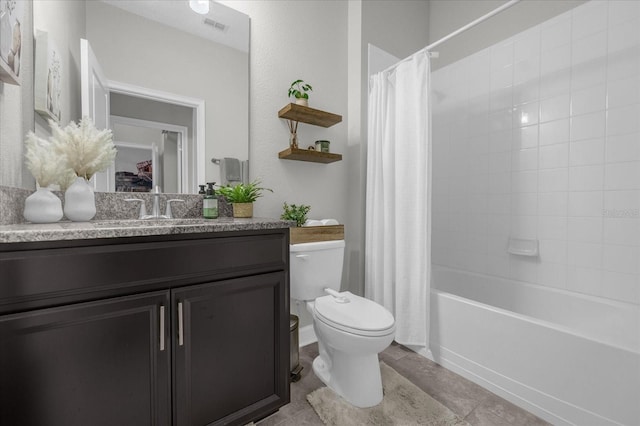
[288,79,313,107]
[216,179,272,218]
[281,202,311,227]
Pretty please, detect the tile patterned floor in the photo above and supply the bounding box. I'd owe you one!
[258,342,550,426]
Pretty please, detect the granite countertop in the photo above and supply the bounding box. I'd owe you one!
[0,218,293,244]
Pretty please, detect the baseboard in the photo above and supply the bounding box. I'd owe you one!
[299,324,317,347]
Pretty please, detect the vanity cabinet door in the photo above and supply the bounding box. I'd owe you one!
[0,291,171,426]
[173,272,290,426]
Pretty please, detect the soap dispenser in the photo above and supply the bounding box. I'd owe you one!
[203,182,218,219]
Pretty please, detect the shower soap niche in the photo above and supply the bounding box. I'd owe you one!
[507,238,539,257]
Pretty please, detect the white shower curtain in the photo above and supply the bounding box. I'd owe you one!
[365,51,431,348]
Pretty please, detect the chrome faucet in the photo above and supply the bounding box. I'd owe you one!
[151,186,162,218]
[125,186,184,219]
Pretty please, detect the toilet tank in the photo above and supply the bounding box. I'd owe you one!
[290,240,345,301]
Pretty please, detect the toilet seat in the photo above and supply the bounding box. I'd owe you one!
[313,291,395,337]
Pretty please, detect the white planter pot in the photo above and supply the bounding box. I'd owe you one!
[295,98,308,107]
[64,177,96,222]
[23,187,63,223]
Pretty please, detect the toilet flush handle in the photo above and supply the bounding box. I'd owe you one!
[324,288,350,303]
[295,254,309,260]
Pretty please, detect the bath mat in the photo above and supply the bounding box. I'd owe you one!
[307,362,469,426]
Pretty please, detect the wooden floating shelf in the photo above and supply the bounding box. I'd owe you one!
[278,147,342,164]
[278,103,342,128]
[290,225,344,245]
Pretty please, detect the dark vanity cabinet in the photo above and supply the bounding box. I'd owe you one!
[0,229,290,426]
[0,291,172,426]
[173,273,287,426]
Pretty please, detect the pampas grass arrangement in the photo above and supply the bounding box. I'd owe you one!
[24,117,116,188]
[23,117,115,222]
[24,133,70,188]
[51,117,116,180]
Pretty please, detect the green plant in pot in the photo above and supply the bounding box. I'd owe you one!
[216,179,272,218]
[288,79,313,106]
[281,202,311,227]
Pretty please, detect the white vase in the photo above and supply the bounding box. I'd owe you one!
[64,177,96,221]
[23,187,63,223]
[295,98,308,107]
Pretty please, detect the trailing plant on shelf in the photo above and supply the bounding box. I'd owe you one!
[288,79,313,106]
[281,202,311,227]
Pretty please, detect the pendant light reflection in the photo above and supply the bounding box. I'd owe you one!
[189,0,210,15]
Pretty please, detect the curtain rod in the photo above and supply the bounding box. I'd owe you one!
[382,0,522,74]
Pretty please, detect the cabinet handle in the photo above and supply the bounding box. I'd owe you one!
[159,305,165,351]
[178,301,184,346]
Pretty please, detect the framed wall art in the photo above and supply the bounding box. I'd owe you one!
[0,0,23,85]
[34,30,62,122]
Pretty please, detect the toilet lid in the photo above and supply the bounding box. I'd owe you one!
[314,291,395,337]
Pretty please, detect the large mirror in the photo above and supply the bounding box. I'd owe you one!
[19,0,249,193]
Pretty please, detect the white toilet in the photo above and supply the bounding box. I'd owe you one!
[290,239,395,408]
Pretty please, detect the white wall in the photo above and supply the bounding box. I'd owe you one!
[1,0,34,189]
[86,1,248,189]
[363,0,430,60]
[431,0,640,305]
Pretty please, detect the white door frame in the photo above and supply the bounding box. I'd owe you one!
[108,80,206,193]
[81,38,111,191]
[110,115,189,193]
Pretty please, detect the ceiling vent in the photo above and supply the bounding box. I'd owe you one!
[203,18,229,33]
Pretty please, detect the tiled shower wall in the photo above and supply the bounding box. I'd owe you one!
[431,0,640,305]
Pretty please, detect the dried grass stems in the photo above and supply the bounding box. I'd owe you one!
[51,117,116,181]
[24,117,116,190]
[24,134,73,188]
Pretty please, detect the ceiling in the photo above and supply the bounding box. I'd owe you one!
[100,0,249,52]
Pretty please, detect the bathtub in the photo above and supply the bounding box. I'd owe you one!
[429,266,640,426]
